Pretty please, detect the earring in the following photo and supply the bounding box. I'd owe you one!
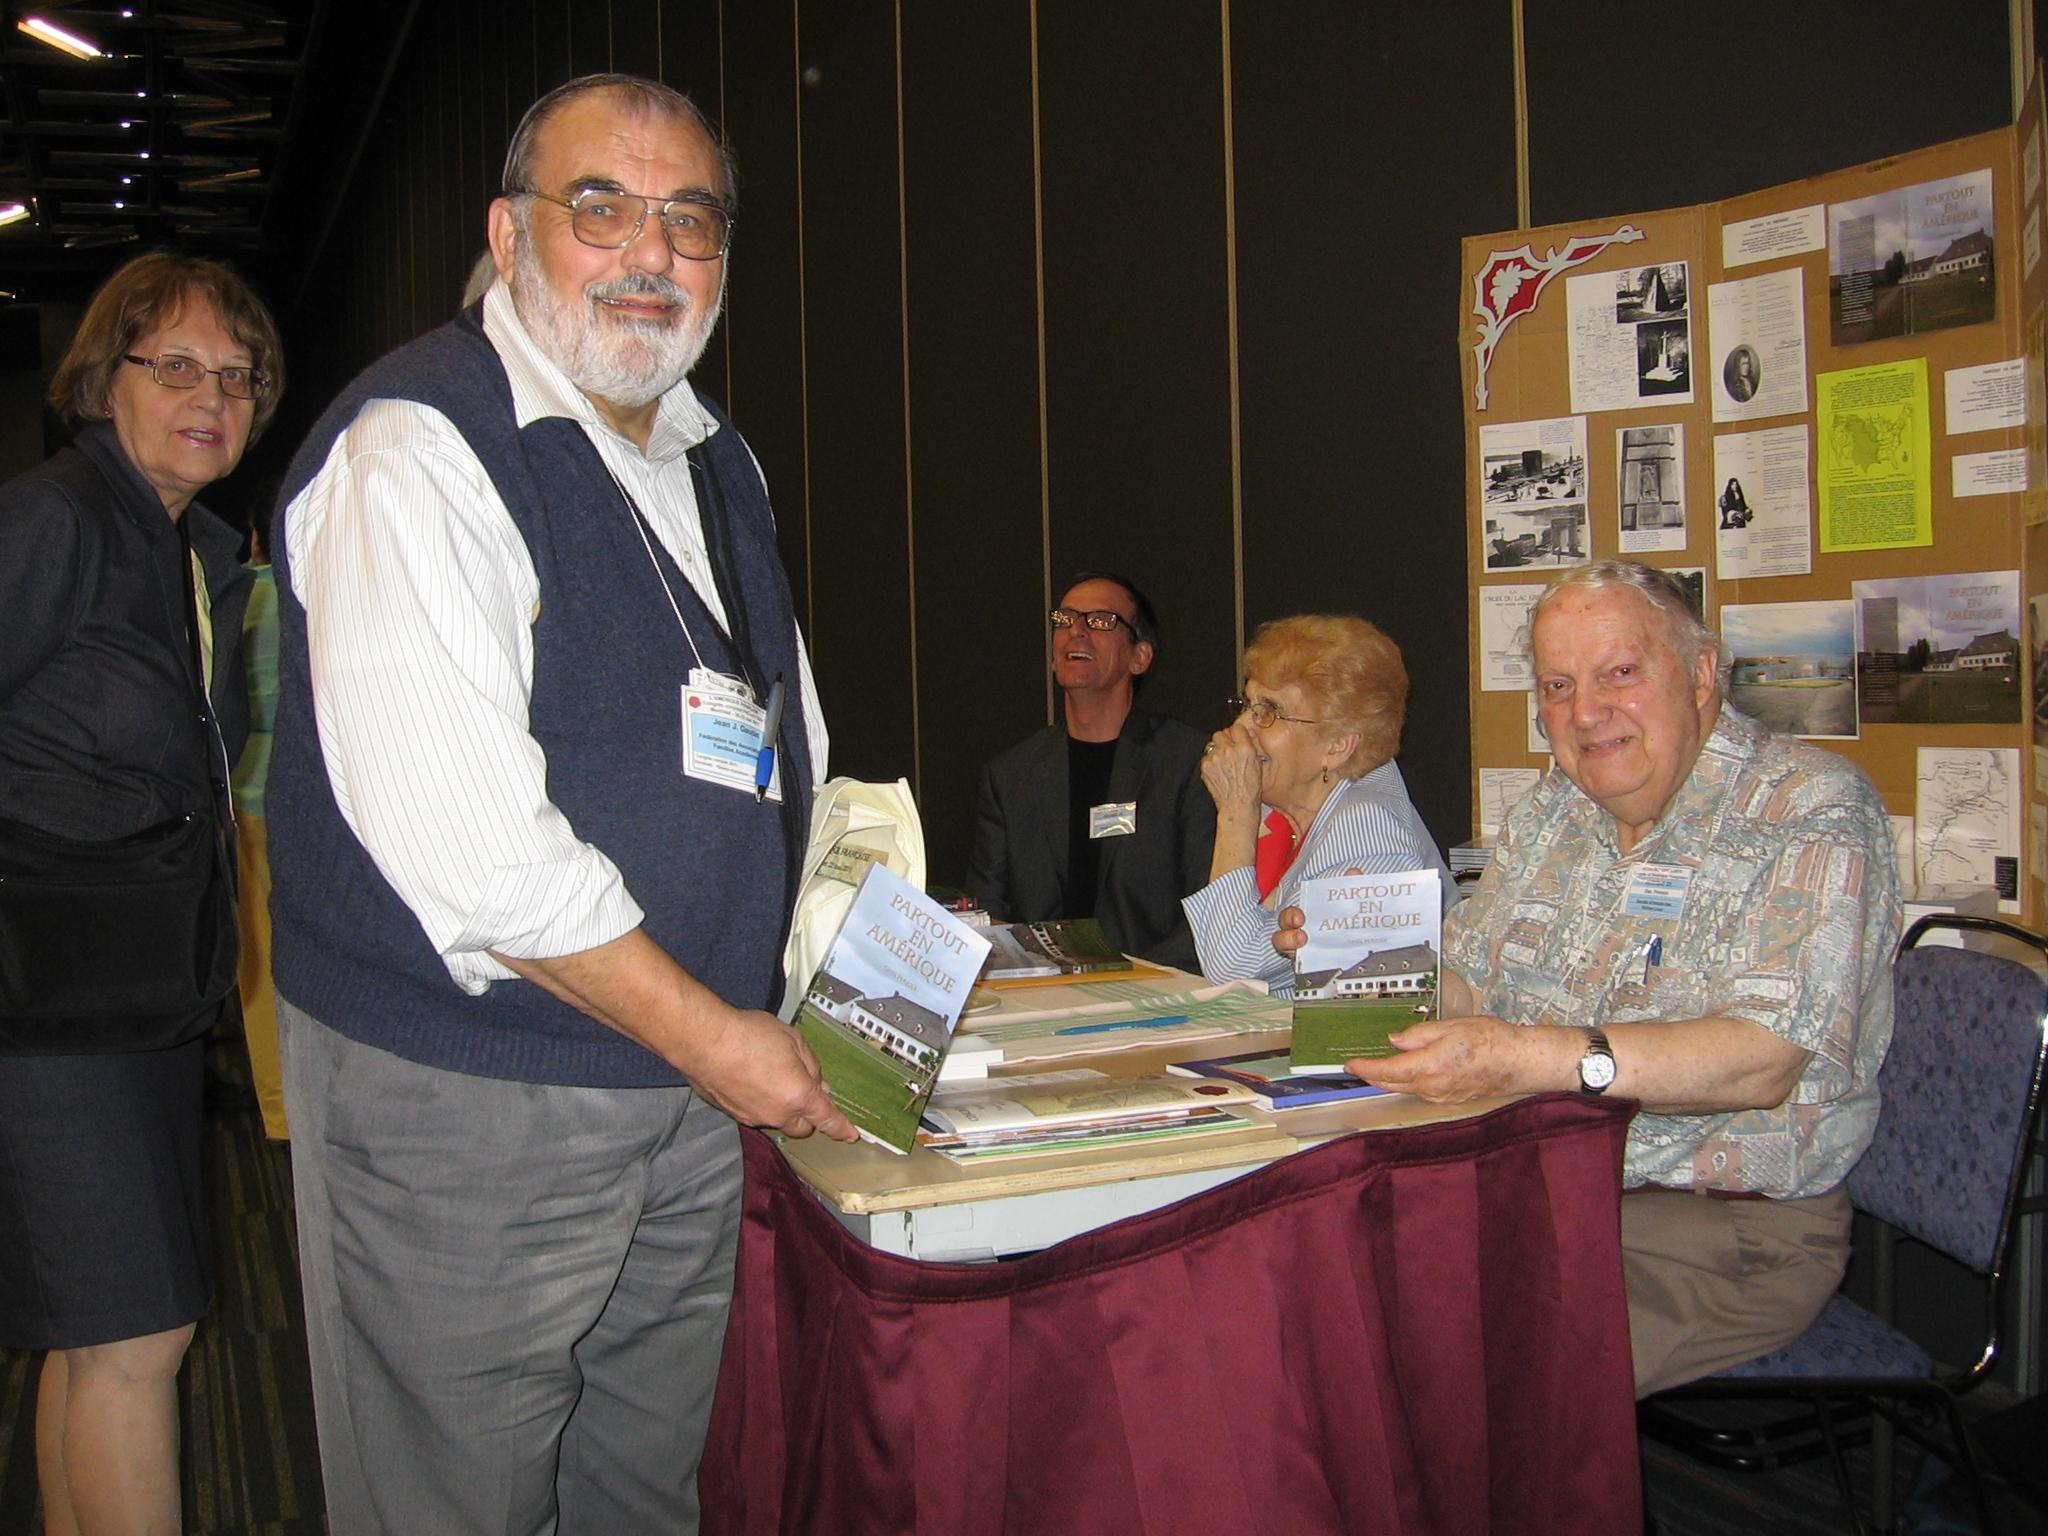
[1321,766,1330,785]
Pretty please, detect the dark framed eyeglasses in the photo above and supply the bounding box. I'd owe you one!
[1228,696,1319,729]
[516,185,734,262]
[1049,607,1136,635]
[123,353,270,400]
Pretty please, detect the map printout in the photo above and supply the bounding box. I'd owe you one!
[1915,747,2021,911]
[1816,358,1933,552]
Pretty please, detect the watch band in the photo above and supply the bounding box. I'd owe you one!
[1577,1028,1617,1094]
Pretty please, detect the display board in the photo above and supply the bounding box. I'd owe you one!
[1460,66,2048,923]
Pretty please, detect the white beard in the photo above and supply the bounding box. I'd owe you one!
[509,226,722,409]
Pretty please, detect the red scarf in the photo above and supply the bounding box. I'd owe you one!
[1254,809,1298,900]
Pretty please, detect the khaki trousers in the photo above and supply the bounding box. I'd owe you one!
[1622,1184,1853,1397]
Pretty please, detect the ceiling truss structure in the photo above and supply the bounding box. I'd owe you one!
[0,0,328,298]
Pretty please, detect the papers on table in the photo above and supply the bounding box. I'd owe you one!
[952,977,1289,1067]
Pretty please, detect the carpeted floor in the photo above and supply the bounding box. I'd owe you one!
[1,1032,2042,1534]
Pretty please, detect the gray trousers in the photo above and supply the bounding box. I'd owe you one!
[279,997,741,1536]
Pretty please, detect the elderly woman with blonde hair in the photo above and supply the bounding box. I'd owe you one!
[1183,614,1456,991]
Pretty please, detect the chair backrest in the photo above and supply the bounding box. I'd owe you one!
[1846,914,2048,1276]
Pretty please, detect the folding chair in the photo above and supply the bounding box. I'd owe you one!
[1639,912,2048,1534]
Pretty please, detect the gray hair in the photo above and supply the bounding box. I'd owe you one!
[501,74,737,209]
[1525,559,1729,688]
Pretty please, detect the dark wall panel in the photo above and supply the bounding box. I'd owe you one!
[658,0,734,408]
[566,1,611,80]
[718,7,813,633]
[900,6,1045,886]
[611,0,662,77]
[1232,5,1519,850]
[1034,0,1239,736]
[788,4,917,787]
[1527,0,2014,224]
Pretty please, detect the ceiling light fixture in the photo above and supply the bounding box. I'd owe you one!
[0,203,34,227]
[18,15,103,58]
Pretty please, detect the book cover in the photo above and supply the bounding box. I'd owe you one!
[980,918,1134,981]
[790,863,993,1154]
[1289,868,1442,1074]
[1167,1049,1392,1109]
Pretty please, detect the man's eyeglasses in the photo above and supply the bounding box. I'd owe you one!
[516,186,734,262]
[123,353,270,400]
[1228,696,1320,729]
[1049,607,1136,635]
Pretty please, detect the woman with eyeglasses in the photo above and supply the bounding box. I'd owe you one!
[1183,614,1457,992]
[0,249,284,1533]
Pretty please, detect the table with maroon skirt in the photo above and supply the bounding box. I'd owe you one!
[700,1088,1640,1536]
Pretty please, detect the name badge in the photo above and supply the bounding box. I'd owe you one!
[681,683,781,802]
[1622,862,1690,920]
[1089,801,1137,839]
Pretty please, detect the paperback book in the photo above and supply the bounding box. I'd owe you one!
[1289,867,1441,1074]
[980,918,1134,980]
[918,1067,1257,1161]
[790,862,993,1154]
[1167,1049,1392,1109]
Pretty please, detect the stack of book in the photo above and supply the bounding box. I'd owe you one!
[1167,1049,1391,1110]
[917,1068,1258,1162]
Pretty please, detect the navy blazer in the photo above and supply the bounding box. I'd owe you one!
[0,423,251,839]
[965,707,1215,972]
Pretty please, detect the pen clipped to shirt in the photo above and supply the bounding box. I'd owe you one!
[1640,935,1662,982]
[754,674,786,803]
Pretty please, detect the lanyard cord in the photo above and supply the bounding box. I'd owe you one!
[606,467,714,682]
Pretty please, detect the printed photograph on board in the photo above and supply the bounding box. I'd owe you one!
[2030,592,2048,747]
[1566,263,1695,413]
[1828,169,1995,345]
[1617,425,1686,554]
[1723,600,1858,739]
[1479,415,1588,571]
[1853,571,2020,725]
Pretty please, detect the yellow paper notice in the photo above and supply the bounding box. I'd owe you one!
[1816,358,1933,551]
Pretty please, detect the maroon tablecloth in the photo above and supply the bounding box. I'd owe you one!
[702,1092,1639,1536]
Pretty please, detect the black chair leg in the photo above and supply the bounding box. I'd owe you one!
[1814,1396,1869,1536]
[1869,1403,1894,1535]
[1944,1397,1998,1536]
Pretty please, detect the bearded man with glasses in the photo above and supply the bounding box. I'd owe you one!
[965,572,1215,971]
[266,74,850,1536]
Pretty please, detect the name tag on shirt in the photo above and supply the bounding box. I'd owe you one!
[1089,801,1137,839]
[1622,862,1691,920]
[681,679,781,802]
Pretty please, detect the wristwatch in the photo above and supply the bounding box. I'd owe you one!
[1576,1029,1617,1094]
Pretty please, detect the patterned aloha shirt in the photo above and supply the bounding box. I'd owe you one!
[1444,704,1901,1197]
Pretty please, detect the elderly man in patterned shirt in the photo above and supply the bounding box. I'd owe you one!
[1282,559,1900,1395]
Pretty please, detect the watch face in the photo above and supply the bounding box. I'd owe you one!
[1580,1050,1618,1092]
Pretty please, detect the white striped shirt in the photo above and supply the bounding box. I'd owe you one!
[1182,760,1458,996]
[284,281,829,994]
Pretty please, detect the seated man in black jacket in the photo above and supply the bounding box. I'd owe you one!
[966,573,1214,971]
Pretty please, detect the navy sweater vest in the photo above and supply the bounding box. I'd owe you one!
[268,312,813,1087]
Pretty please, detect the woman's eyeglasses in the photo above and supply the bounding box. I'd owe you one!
[1228,696,1319,729]
[123,353,270,400]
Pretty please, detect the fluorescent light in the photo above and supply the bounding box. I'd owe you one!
[0,203,30,227]
[19,15,102,58]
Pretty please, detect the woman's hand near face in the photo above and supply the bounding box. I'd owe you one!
[1200,723,1265,818]
[1202,723,1268,883]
